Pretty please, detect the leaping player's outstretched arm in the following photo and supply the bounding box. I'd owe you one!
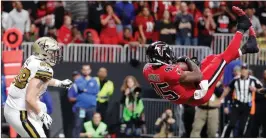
[179,58,203,84]
[26,78,47,115]
[48,78,73,89]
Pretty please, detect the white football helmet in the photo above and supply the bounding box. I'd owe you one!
[32,37,62,66]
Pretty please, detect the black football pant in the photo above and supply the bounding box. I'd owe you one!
[223,102,250,137]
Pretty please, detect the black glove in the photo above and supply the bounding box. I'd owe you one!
[176,56,189,63]
[191,57,201,66]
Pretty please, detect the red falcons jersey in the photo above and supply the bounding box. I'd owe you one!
[143,63,195,104]
[151,1,171,20]
[136,15,154,39]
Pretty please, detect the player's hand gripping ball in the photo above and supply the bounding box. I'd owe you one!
[177,62,189,71]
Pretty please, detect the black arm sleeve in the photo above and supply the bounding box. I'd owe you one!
[254,79,263,89]
[229,79,235,90]
[120,92,126,104]
[259,88,266,94]
[214,84,224,98]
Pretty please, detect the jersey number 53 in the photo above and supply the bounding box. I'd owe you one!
[150,82,180,101]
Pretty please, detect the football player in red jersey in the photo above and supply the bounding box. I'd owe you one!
[143,6,259,106]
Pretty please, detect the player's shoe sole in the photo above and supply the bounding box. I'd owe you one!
[232,6,252,32]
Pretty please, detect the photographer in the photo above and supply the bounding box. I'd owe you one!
[154,109,176,138]
[120,76,145,137]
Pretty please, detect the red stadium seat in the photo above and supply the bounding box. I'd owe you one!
[84,28,100,44]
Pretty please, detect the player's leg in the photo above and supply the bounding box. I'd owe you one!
[4,105,46,137]
[4,105,31,137]
[188,7,258,105]
[220,7,258,64]
[25,112,47,137]
[200,54,216,71]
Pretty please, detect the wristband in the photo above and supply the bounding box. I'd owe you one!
[54,80,61,87]
[38,111,44,118]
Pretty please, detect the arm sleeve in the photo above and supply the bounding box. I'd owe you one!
[33,62,53,82]
[222,65,231,86]
[42,92,53,114]
[259,88,266,94]
[35,70,53,81]
[228,79,235,90]
[120,93,126,104]
[114,3,121,17]
[174,14,180,26]
[25,11,31,33]
[189,15,194,30]
[94,80,100,95]
[83,122,89,132]
[151,2,158,13]
[68,84,78,98]
[224,95,232,108]
[108,82,114,96]
[130,4,135,22]
[214,84,224,98]
[255,18,263,34]
[1,76,7,104]
[254,78,263,89]
[6,13,13,29]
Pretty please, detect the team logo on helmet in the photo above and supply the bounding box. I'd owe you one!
[155,44,166,56]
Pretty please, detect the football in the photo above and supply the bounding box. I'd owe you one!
[177,62,189,71]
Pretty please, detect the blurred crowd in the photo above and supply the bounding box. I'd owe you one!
[1,1,266,47]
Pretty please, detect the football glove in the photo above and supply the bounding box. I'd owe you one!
[191,57,201,66]
[176,56,189,63]
[58,79,73,89]
[38,111,53,129]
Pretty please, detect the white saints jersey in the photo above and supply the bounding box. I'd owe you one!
[6,55,54,110]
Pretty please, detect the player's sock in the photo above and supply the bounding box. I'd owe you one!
[249,26,256,37]
[221,31,243,63]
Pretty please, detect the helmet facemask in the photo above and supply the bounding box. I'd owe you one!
[45,47,63,66]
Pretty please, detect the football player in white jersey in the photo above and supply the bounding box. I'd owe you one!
[4,37,73,138]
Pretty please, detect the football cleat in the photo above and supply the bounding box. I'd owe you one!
[232,6,252,33]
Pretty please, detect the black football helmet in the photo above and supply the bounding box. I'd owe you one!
[146,41,177,65]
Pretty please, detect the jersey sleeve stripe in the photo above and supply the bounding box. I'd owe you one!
[35,70,53,80]
[35,74,52,80]
[35,72,52,77]
[36,70,52,76]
